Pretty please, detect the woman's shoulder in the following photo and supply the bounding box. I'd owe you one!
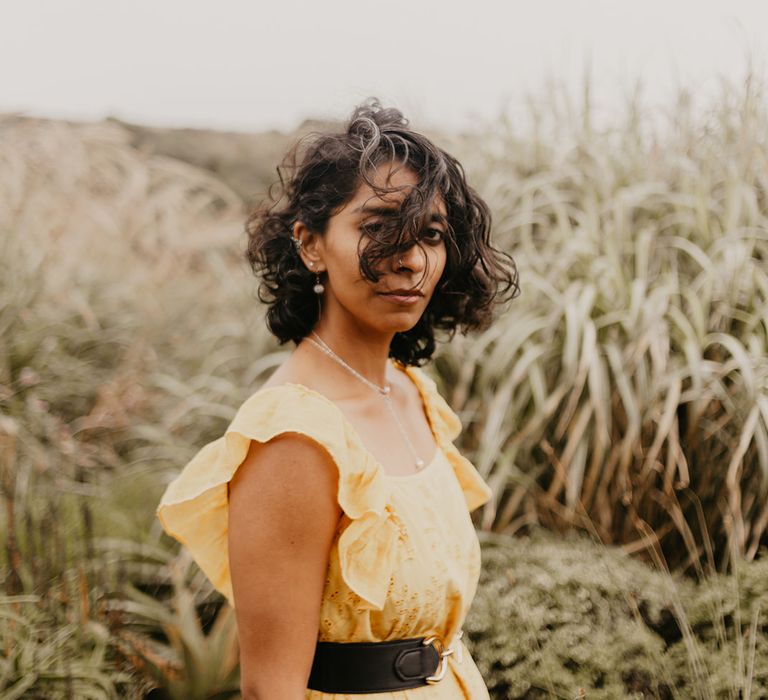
[156,369,399,609]
[256,358,360,402]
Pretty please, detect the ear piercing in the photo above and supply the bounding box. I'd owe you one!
[294,236,325,294]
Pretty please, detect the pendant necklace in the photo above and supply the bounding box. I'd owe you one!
[304,331,426,471]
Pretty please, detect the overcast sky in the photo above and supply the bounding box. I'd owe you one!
[2,0,766,133]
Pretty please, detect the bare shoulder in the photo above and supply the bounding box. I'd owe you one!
[231,429,340,500]
[259,354,317,392]
[233,357,343,498]
[247,355,344,478]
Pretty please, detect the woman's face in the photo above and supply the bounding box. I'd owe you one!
[306,162,448,336]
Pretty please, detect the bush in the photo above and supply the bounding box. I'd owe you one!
[467,529,768,699]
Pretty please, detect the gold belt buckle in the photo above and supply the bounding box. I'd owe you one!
[422,629,463,684]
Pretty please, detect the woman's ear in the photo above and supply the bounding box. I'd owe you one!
[292,221,325,271]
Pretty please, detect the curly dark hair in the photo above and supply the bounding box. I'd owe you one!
[244,97,519,366]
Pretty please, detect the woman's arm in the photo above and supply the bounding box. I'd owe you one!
[228,432,342,700]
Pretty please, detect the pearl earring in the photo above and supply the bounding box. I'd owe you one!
[308,261,324,294]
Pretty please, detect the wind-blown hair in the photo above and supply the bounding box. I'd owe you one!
[244,97,519,366]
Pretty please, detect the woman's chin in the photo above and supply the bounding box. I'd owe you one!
[373,316,421,335]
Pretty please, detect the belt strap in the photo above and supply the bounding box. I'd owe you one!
[307,635,452,693]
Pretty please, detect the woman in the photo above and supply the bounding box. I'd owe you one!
[157,98,518,699]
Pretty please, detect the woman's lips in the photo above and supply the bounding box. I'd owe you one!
[377,292,422,305]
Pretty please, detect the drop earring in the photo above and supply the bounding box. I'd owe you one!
[309,261,324,294]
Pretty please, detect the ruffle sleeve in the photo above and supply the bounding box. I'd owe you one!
[156,384,406,610]
[401,365,493,512]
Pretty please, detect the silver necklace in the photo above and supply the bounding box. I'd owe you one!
[305,331,426,470]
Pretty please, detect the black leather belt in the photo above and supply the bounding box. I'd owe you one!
[307,633,460,693]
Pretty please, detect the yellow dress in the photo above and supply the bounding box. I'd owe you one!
[156,361,493,699]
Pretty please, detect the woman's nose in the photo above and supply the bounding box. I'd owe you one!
[394,241,428,271]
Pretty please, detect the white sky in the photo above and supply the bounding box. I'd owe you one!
[1,0,767,133]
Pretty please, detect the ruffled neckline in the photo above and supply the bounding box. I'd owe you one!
[254,358,450,481]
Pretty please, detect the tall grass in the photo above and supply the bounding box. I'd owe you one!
[437,75,768,576]
[0,116,259,696]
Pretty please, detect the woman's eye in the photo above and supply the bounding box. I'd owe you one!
[422,228,444,243]
[360,222,444,244]
[360,221,384,234]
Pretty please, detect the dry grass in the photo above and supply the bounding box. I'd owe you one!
[435,75,768,577]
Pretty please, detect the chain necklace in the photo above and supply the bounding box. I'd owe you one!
[305,331,426,470]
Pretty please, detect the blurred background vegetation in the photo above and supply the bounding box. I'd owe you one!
[1,74,767,698]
